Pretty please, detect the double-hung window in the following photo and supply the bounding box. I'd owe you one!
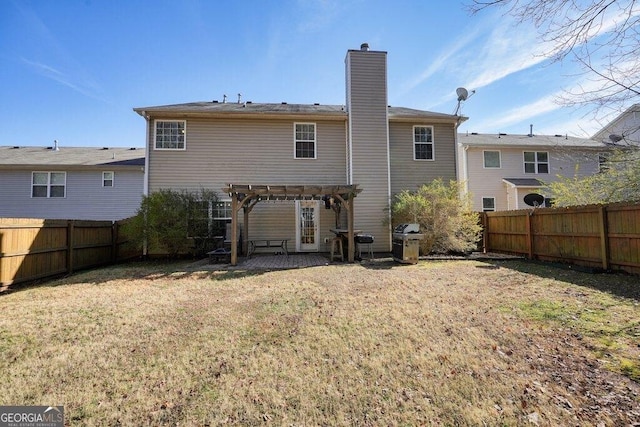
[523,151,549,174]
[32,172,66,198]
[483,150,501,168]
[598,152,610,173]
[155,120,186,150]
[482,197,496,212]
[295,123,316,159]
[102,171,114,187]
[414,126,434,160]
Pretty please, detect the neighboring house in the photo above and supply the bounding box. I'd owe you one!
[0,144,145,220]
[592,103,640,145]
[134,44,465,254]
[458,132,610,212]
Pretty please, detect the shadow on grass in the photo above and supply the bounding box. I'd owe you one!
[0,258,271,295]
[482,258,640,302]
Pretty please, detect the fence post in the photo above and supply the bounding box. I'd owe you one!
[480,212,488,253]
[526,210,534,259]
[598,205,610,270]
[67,220,75,274]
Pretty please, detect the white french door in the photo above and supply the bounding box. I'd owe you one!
[296,200,320,252]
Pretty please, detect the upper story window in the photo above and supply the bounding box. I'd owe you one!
[154,120,186,150]
[32,172,66,198]
[523,151,549,174]
[483,150,501,168]
[295,123,316,159]
[102,171,114,187]
[414,126,434,160]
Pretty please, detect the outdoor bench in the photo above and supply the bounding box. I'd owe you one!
[247,239,290,258]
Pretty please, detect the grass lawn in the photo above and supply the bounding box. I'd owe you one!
[1,258,638,426]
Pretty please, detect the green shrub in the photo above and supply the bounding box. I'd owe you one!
[391,179,482,254]
[124,188,221,257]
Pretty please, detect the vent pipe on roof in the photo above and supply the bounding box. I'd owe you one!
[53,140,59,151]
[237,93,242,104]
[360,43,369,51]
[223,94,227,103]
[529,124,533,137]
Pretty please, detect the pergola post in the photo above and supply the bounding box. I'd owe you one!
[347,195,355,262]
[231,195,239,266]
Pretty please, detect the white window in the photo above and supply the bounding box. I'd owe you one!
[154,120,186,150]
[213,201,232,220]
[188,200,233,238]
[102,171,114,187]
[414,126,434,160]
[598,152,610,173]
[295,123,316,159]
[483,150,501,168]
[32,172,66,198]
[524,151,549,174]
[482,197,496,212]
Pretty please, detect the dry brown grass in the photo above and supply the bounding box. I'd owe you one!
[0,258,638,426]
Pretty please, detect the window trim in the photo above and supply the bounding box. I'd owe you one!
[413,125,435,161]
[523,151,549,174]
[598,152,610,173]
[294,122,317,159]
[102,171,114,187]
[483,150,501,169]
[31,171,67,198]
[482,197,496,212]
[154,119,186,151]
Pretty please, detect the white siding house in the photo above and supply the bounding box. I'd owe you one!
[458,133,609,211]
[0,145,145,220]
[592,104,640,145]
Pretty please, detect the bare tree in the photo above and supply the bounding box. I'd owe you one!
[468,0,640,114]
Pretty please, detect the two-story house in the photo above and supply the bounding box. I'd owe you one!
[0,144,145,221]
[134,44,465,258]
[592,103,640,145]
[458,132,609,212]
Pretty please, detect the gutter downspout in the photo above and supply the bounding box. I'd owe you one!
[143,113,150,196]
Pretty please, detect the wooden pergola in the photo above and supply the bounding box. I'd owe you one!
[222,184,362,265]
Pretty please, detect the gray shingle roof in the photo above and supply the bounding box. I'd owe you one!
[458,132,606,148]
[0,146,145,167]
[133,101,461,122]
[134,102,347,116]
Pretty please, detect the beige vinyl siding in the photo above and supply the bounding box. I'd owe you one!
[242,201,338,253]
[464,146,602,211]
[346,49,391,251]
[146,117,347,253]
[147,117,347,192]
[389,122,457,195]
[0,169,143,220]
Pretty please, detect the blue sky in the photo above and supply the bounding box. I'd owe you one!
[0,0,616,148]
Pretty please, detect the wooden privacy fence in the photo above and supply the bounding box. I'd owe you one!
[480,202,640,275]
[0,218,141,289]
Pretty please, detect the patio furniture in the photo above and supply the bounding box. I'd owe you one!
[330,236,344,262]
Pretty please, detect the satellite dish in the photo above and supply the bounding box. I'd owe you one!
[609,134,623,143]
[524,193,545,207]
[456,87,469,101]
